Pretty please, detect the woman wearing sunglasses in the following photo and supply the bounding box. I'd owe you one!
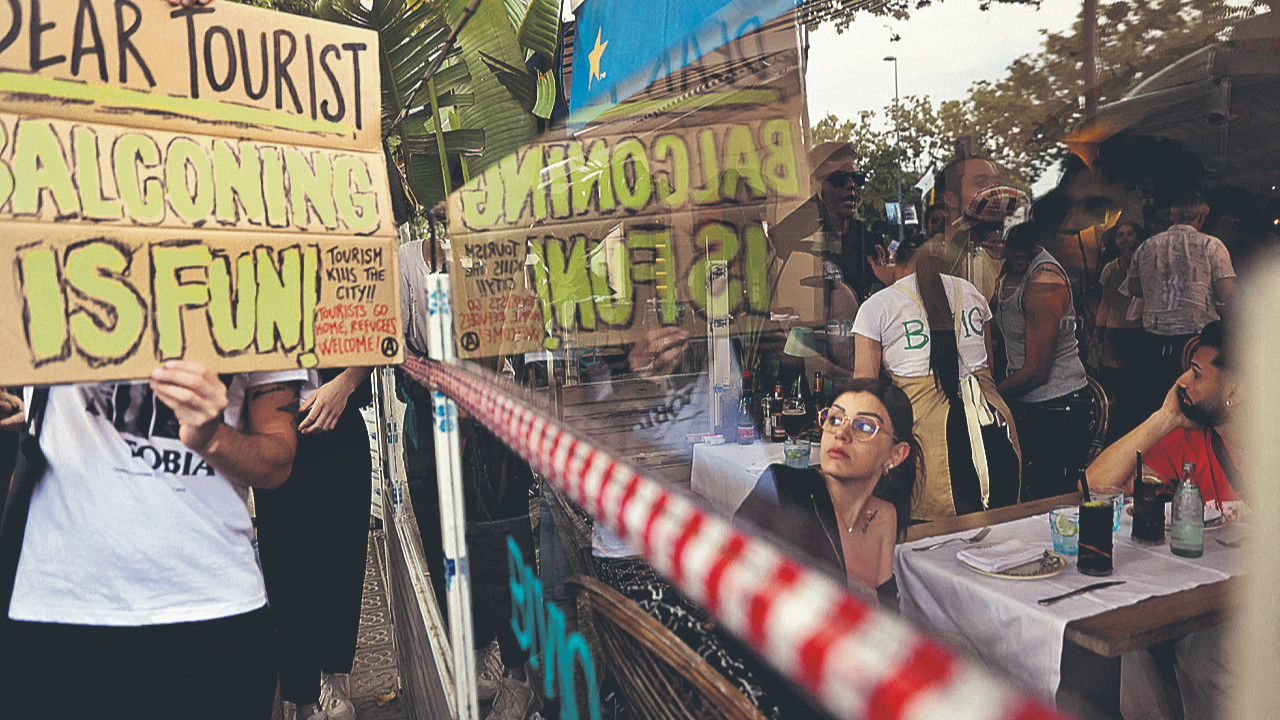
[850,230,1022,521]
[736,378,921,602]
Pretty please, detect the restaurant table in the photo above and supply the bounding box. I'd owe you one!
[689,440,820,514]
[894,501,1243,699]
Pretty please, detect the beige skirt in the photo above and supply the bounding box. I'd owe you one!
[891,369,1021,521]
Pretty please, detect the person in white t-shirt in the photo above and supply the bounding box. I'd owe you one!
[2,361,304,720]
[852,231,1021,521]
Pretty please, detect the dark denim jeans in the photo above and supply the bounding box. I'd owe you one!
[1013,387,1093,501]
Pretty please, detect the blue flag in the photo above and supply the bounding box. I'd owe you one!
[569,0,796,121]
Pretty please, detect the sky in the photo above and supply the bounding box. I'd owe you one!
[805,0,1082,129]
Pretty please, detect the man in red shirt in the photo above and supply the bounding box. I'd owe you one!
[1087,320,1241,509]
[1086,319,1240,720]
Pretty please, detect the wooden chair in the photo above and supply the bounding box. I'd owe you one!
[1083,374,1110,462]
[566,574,766,720]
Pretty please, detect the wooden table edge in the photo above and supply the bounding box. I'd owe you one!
[1063,577,1238,657]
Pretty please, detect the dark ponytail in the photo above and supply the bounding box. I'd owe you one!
[915,254,961,403]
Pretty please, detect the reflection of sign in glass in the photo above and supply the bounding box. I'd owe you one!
[449,16,814,358]
[508,537,600,720]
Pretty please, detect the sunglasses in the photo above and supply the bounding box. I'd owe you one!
[825,170,866,188]
[818,408,893,442]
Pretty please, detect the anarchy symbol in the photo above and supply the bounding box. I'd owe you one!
[460,332,481,352]
[380,336,399,357]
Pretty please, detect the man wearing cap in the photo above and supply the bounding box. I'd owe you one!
[923,156,1022,299]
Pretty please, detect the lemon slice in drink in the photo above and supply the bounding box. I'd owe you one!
[1054,513,1078,537]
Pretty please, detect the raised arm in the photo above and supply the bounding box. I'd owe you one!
[1086,384,1190,493]
[149,361,300,489]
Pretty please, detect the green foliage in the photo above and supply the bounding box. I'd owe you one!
[964,0,1265,183]
[812,94,975,223]
[228,0,318,16]
[315,0,560,213]
[798,0,1042,34]
[814,0,1269,201]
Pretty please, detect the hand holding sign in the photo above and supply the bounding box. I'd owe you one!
[0,389,22,430]
[149,360,229,454]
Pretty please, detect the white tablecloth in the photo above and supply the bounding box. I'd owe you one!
[690,441,820,514]
[894,509,1242,699]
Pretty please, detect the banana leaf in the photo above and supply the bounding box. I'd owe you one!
[532,69,556,119]
[447,0,538,174]
[479,51,537,113]
[318,0,556,209]
[516,0,559,63]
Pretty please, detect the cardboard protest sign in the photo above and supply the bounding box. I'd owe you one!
[0,0,399,384]
[1,223,400,385]
[0,112,391,235]
[446,15,816,358]
[0,0,379,150]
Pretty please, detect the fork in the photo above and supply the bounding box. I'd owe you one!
[911,527,992,551]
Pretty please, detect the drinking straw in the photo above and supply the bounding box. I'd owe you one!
[1079,466,1092,503]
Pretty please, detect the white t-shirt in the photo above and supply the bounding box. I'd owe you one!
[399,240,432,354]
[851,274,992,377]
[11,370,306,626]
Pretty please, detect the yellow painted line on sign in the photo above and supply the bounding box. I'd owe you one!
[0,72,356,138]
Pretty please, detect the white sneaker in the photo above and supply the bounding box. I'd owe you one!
[475,640,505,701]
[320,672,356,720]
[296,705,329,720]
[484,677,537,720]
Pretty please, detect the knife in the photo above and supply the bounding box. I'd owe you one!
[1036,580,1126,606]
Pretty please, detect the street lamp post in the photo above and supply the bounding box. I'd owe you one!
[884,56,905,253]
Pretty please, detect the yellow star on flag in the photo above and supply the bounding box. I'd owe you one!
[587,27,608,90]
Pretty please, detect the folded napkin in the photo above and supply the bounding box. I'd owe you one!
[957,540,1045,573]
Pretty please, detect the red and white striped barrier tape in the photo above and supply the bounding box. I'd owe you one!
[404,356,1067,720]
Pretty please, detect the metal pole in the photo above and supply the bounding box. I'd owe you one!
[1082,0,1098,117]
[886,56,905,249]
[424,274,480,720]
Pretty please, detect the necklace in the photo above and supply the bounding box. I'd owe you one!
[812,493,880,567]
[849,508,878,533]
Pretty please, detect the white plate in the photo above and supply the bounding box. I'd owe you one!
[958,546,1066,580]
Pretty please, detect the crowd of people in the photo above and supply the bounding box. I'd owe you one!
[0,1,1263,718]
[0,141,1257,720]
[714,137,1251,719]
[781,134,1251,529]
